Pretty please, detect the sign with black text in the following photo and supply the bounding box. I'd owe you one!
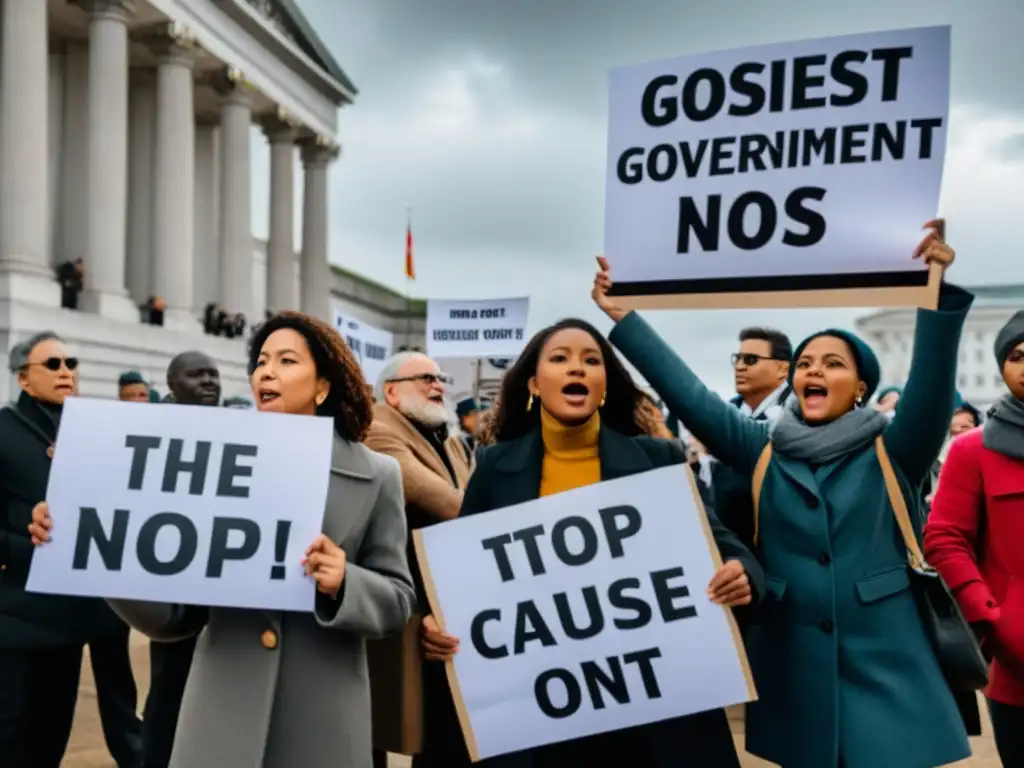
[332,311,395,385]
[26,399,333,612]
[426,297,530,359]
[604,26,950,309]
[414,466,755,760]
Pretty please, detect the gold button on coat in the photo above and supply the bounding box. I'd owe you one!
[261,629,278,650]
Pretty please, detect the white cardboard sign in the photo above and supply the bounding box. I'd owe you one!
[604,26,950,302]
[333,311,395,386]
[427,297,530,359]
[414,465,755,760]
[26,399,334,612]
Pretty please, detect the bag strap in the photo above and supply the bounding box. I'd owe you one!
[751,443,773,546]
[873,436,925,570]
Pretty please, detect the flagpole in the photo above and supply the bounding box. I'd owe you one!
[405,207,412,348]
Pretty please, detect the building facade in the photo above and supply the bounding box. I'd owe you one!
[856,284,1024,411]
[0,0,366,401]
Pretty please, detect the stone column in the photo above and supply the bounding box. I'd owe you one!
[150,25,197,330]
[299,137,338,323]
[48,47,66,267]
[263,111,299,313]
[80,0,137,320]
[59,42,89,269]
[126,67,156,304]
[193,116,221,313]
[214,69,254,320]
[0,0,58,304]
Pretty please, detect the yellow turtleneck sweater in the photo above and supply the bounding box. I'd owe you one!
[539,407,602,497]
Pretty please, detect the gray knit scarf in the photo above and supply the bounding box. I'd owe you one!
[771,397,889,464]
[982,394,1024,462]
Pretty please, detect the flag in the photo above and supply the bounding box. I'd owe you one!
[404,219,415,280]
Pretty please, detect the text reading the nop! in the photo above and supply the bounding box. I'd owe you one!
[71,436,293,581]
[24,398,334,612]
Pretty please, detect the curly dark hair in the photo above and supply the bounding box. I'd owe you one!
[491,318,646,442]
[247,311,374,442]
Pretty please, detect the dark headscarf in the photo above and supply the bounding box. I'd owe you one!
[983,312,1024,461]
[789,328,881,403]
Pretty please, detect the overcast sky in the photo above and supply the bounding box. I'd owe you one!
[252,0,1024,395]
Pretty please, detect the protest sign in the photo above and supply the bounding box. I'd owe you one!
[604,26,951,310]
[333,311,394,385]
[26,399,333,612]
[427,298,530,359]
[414,466,755,760]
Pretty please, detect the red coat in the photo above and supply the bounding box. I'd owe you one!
[924,427,1024,706]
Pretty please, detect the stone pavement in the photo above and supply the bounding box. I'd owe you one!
[65,632,1002,767]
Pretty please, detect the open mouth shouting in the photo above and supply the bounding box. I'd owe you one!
[561,381,590,408]
[258,387,282,409]
[802,383,829,414]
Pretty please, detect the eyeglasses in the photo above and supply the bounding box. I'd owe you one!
[22,356,79,372]
[731,353,785,368]
[386,373,451,386]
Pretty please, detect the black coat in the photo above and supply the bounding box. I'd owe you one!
[453,426,763,768]
[0,392,126,648]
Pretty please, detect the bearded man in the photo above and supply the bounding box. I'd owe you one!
[364,352,472,768]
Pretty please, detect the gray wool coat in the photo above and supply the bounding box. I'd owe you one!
[109,438,416,768]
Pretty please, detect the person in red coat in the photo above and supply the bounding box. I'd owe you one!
[925,309,1024,766]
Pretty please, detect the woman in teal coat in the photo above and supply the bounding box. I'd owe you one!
[590,221,972,768]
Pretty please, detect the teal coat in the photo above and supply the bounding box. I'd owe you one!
[608,288,973,768]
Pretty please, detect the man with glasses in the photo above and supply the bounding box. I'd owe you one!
[729,327,793,422]
[364,351,474,768]
[0,333,142,767]
[711,327,793,555]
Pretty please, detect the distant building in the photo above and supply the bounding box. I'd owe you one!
[856,284,1024,410]
[0,1,429,402]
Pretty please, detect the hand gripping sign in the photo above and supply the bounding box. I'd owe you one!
[414,465,756,760]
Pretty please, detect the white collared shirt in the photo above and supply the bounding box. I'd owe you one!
[738,381,790,425]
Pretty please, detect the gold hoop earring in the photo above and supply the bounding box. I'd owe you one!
[600,392,607,408]
[526,393,534,412]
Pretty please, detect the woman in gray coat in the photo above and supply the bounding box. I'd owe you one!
[30,312,416,768]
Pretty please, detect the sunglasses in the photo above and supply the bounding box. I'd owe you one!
[386,373,451,386]
[23,356,79,372]
[731,353,785,367]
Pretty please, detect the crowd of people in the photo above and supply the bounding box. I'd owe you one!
[1,220,1022,767]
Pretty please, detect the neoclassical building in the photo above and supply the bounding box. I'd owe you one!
[0,0,394,401]
[856,283,1024,411]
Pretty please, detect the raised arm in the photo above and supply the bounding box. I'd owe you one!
[606,311,768,474]
[885,284,973,483]
[315,456,416,638]
[883,221,974,482]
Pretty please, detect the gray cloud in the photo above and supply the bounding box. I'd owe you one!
[258,0,1024,393]
[997,133,1024,162]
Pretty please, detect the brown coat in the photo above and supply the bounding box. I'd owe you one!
[364,403,473,755]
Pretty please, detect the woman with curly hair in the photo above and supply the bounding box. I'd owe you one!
[29,311,416,768]
[420,317,763,768]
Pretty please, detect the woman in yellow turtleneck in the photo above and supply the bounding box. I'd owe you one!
[537,405,602,496]
[419,318,763,768]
